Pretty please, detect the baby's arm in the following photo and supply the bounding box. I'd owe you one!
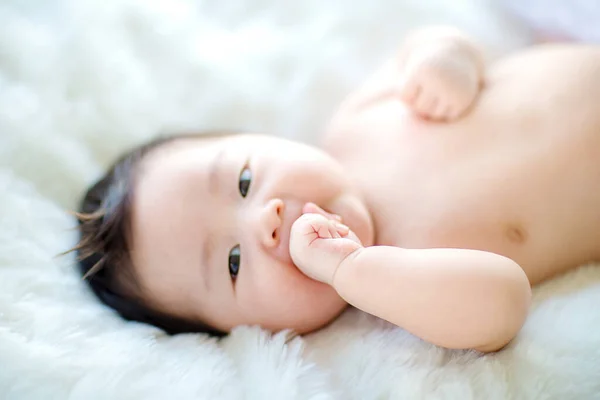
[290,212,531,353]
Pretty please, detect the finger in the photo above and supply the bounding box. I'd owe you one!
[329,224,341,238]
[440,104,453,121]
[428,97,439,116]
[303,202,342,221]
[315,221,334,239]
[334,221,350,236]
[308,202,342,221]
[398,78,420,104]
[429,99,448,121]
[414,91,432,115]
[291,213,328,239]
[417,94,438,119]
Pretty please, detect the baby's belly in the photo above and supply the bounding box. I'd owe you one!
[386,162,600,285]
[375,138,600,284]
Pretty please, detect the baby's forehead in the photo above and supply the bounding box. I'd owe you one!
[142,136,220,163]
[136,137,218,180]
[139,132,274,170]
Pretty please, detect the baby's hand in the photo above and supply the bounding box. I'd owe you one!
[398,39,483,121]
[289,205,363,286]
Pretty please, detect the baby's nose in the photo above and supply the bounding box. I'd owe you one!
[259,198,284,248]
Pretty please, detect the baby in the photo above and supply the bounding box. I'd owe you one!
[73,27,600,353]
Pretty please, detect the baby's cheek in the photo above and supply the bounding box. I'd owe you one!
[243,260,304,315]
[238,249,345,332]
[254,264,332,320]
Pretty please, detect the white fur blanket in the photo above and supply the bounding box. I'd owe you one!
[2,1,600,399]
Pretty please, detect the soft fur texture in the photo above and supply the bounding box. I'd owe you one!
[1,1,600,399]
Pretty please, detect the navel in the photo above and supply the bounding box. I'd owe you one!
[505,224,527,245]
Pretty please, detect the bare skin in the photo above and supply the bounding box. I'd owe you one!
[129,27,600,352]
[289,28,600,351]
[290,210,530,352]
[323,29,600,286]
[130,135,374,335]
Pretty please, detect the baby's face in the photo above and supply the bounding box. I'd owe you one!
[130,134,374,334]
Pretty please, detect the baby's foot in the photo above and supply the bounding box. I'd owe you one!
[398,40,482,121]
[290,207,363,285]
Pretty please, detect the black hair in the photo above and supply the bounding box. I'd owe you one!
[69,132,235,336]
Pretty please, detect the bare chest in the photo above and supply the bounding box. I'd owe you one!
[323,100,600,281]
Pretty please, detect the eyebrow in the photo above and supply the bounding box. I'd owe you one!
[208,147,227,196]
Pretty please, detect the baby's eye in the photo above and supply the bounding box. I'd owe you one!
[228,245,241,281]
[239,166,251,198]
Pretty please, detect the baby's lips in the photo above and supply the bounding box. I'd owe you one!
[302,202,342,221]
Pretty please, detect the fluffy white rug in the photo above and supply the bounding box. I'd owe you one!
[2,0,600,399]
